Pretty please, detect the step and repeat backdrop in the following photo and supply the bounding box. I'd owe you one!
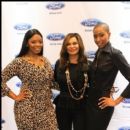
[2,2,130,130]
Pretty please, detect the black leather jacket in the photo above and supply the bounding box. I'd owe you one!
[88,42,130,101]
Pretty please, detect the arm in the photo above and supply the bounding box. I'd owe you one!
[98,96,124,109]
[98,49,130,109]
[2,58,29,101]
[52,59,60,91]
[112,49,130,98]
[2,58,19,97]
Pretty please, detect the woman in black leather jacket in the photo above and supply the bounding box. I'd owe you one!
[86,22,130,130]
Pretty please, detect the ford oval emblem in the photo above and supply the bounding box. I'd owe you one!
[14,23,32,30]
[120,31,130,38]
[47,33,65,41]
[81,18,102,27]
[46,2,65,10]
[118,126,130,130]
[122,98,130,104]
[85,51,96,58]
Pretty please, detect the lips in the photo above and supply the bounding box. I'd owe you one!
[68,48,76,52]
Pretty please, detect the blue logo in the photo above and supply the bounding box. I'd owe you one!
[81,18,102,27]
[16,82,22,88]
[121,2,130,4]
[14,23,32,30]
[122,98,130,104]
[85,51,96,58]
[118,126,130,130]
[46,2,65,10]
[47,33,65,41]
[120,31,130,38]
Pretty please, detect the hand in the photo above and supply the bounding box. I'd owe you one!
[15,89,32,101]
[98,97,116,109]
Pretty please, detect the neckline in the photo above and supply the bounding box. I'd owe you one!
[21,56,45,69]
[69,63,78,65]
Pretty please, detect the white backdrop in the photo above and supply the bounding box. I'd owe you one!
[2,2,130,130]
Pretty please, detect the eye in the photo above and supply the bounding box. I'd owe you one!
[31,41,36,44]
[99,33,104,37]
[66,42,71,46]
[73,42,78,45]
[94,33,104,38]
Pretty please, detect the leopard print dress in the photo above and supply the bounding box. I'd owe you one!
[2,57,58,130]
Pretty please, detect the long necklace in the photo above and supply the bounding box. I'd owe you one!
[65,67,88,100]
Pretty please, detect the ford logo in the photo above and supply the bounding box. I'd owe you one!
[118,126,130,130]
[120,31,130,38]
[14,23,32,30]
[46,2,65,10]
[47,33,65,41]
[81,18,102,27]
[85,51,96,58]
[122,98,130,104]
[121,2,130,4]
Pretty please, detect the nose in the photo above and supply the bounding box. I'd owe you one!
[69,43,75,47]
[35,42,42,46]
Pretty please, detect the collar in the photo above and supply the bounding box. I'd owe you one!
[97,42,112,54]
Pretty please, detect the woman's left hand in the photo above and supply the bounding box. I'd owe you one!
[98,97,116,109]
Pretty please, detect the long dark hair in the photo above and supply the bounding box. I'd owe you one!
[16,29,43,58]
[59,33,87,69]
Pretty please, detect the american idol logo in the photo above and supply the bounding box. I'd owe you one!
[46,2,65,10]
[118,126,130,130]
[85,51,96,59]
[120,31,130,38]
[14,23,32,30]
[81,18,102,27]
[47,33,65,41]
[122,98,130,104]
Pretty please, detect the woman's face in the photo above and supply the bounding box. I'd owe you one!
[93,26,110,48]
[66,37,79,56]
[27,34,43,55]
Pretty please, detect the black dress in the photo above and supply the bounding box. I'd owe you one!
[54,60,90,130]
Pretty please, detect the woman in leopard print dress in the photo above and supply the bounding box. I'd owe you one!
[2,29,58,130]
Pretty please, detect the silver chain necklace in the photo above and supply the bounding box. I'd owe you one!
[65,68,88,100]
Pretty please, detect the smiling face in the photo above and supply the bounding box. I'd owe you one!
[93,24,111,48]
[27,34,43,55]
[66,36,79,56]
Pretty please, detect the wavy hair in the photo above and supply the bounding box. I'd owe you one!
[59,33,87,69]
[16,29,43,57]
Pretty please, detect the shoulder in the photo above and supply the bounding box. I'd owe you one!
[42,56,51,64]
[54,59,60,67]
[111,46,123,58]
[10,57,23,65]
[55,59,60,65]
[53,59,60,70]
